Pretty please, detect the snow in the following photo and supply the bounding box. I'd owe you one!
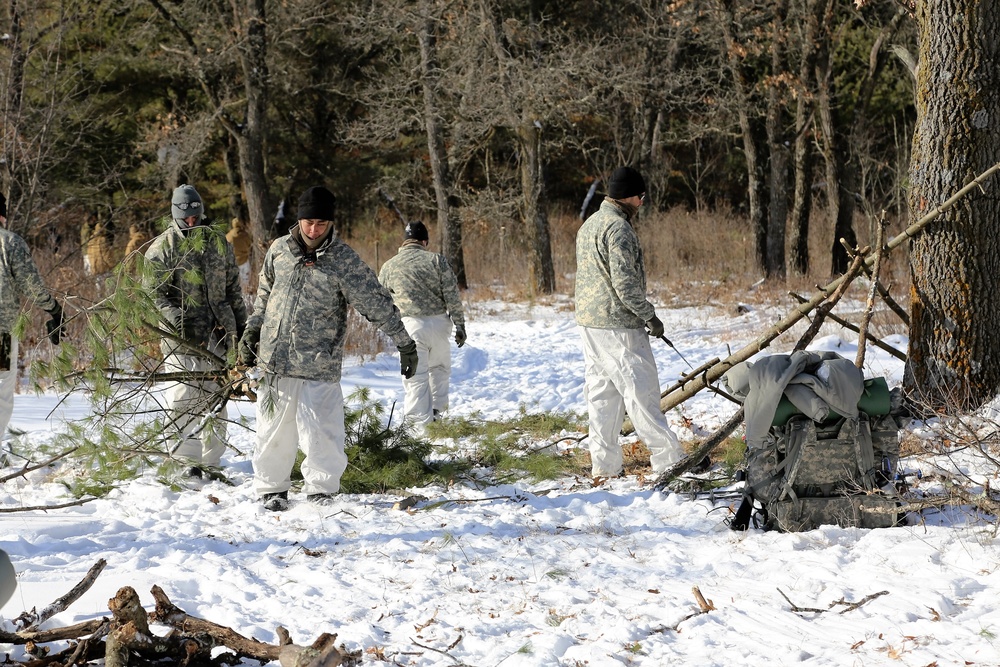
[3,297,1000,667]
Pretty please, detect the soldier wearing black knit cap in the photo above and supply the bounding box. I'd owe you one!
[573,167,683,479]
[238,186,417,511]
[378,220,466,435]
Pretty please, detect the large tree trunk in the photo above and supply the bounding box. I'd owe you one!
[418,12,467,288]
[904,0,1000,412]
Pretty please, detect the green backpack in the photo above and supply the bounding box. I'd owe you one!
[731,377,904,532]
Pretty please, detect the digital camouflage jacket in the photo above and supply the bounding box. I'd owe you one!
[144,218,247,357]
[0,227,59,333]
[574,198,655,329]
[244,228,412,382]
[378,243,465,326]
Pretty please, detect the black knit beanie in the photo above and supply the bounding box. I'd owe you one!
[404,221,429,242]
[608,167,646,200]
[0,192,6,218]
[297,186,337,221]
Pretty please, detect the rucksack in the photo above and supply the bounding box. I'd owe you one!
[730,377,904,532]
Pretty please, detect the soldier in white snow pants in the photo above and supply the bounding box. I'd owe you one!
[379,221,466,434]
[162,346,227,468]
[580,328,682,475]
[574,167,683,477]
[252,377,347,496]
[401,313,454,430]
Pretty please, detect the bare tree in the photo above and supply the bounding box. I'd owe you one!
[142,0,273,281]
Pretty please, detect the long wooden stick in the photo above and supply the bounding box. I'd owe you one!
[789,293,906,361]
[856,215,888,368]
[15,559,107,632]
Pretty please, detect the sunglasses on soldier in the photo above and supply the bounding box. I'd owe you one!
[176,201,202,210]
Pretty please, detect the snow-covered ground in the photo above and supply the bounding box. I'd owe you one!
[3,295,999,666]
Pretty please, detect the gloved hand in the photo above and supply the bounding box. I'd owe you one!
[45,302,63,345]
[454,324,467,348]
[398,341,418,379]
[238,328,260,366]
[644,315,664,339]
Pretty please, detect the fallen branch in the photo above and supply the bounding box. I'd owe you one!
[789,293,906,361]
[653,409,744,490]
[0,446,81,484]
[0,497,100,514]
[16,559,107,632]
[793,248,869,352]
[778,587,889,615]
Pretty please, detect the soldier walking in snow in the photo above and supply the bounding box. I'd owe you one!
[378,221,466,434]
[574,167,684,478]
[0,193,64,441]
[238,186,418,511]
[144,184,247,478]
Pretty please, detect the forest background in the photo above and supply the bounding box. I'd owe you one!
[2,0,924,375]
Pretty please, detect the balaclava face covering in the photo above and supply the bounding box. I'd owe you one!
[171,184,205,226]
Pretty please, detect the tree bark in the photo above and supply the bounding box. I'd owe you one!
[517,120,555,295]
[904,0,1000,412]
[717,0,769,272]
[764,0,790,280]
[788,0,824,275]
[418,11,467,288]
[233,0,273,285]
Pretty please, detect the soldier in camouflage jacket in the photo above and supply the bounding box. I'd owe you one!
[574,167,683,478]
[238,186,417,511]
[378,221,466,433]
[144,184,247,477]
[0,192,63,441]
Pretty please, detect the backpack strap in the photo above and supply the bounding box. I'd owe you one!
[777,418,810,503]
[853,416,876,490]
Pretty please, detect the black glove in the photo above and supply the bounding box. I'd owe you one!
[398,341,418,379]
[644,315,664,339]
[238,329,260,366]
[454,324,467,348]
[45,303,63,346]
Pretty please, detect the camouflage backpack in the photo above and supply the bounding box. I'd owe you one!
[730,377,904,532]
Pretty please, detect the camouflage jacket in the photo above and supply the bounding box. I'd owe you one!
[144,218,247,356]
[574,198,655,329]
[378,242,465,326]
[0,227,59,332]
[244,227,413,382]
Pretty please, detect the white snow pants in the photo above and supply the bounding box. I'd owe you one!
[0,335,18,440]
[163,351,227,466]
[253,376,346,496]
[401,314,453,431]
[580,327,683,476]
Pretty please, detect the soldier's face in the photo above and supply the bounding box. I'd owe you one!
[300,219,330,240]
[183,215,199,227]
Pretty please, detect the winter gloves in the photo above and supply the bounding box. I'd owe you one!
[398,341,418,379]
[644,315,664,339]
[238,328,260,366]
[45,302,63,345]
[454,324,467,348]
